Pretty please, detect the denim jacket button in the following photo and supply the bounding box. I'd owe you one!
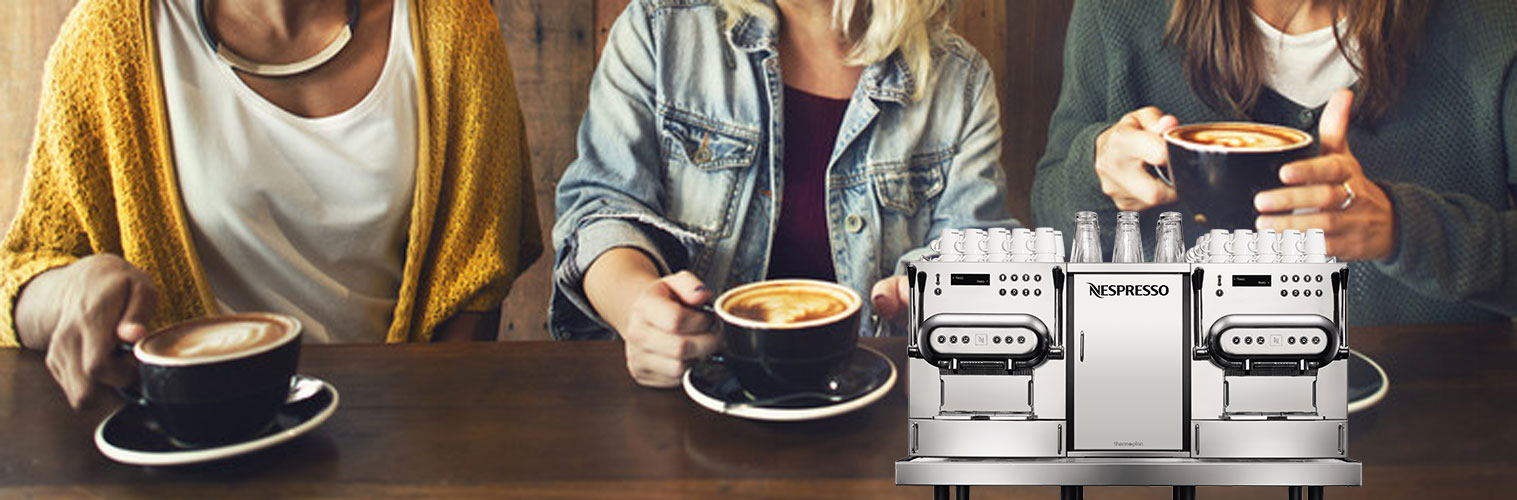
[844,214,864,232]
[1297,109,1315,125]
[692,146,713,164]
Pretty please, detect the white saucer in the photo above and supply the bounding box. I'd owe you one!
[1347,349,1388,414]
[683,345,897,422]
[95,377,339,466]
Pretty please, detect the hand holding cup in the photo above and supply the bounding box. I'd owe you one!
[14,254,159,410]
[1094,107,1181,211]
[619,271,720,388]
[1253,90,1397,261]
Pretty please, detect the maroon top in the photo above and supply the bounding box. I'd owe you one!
[767,86,849,281]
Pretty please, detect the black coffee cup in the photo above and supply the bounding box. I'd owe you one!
[124,313,302,446]
[1160,122,1314,230]
[711,279,862,397]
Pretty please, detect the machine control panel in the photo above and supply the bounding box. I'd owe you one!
[929,326,1040,356]
[1217,329,1329,357]
[1210,272,1331,300]
[927,271,1052,299]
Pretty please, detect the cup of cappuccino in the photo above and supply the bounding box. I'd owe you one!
[711,279,862,397]
[127,313,302,446]
[1162,122,1314,230]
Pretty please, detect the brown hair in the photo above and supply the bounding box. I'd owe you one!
[1164,0,1431,123]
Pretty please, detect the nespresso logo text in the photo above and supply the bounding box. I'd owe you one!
[1087,283,1169,298]
[1114,441,1144,447]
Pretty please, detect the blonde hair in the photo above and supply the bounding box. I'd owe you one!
[717,0,958,100]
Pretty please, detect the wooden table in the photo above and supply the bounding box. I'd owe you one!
[2,323,1514,499]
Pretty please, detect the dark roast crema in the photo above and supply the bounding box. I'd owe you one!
[139,317,293,361]
[720,283,857,327]
[1169,123,1311,150]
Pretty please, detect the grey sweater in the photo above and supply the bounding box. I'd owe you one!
[1031,0,1517,326]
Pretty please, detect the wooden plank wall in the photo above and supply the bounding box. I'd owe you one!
[1,0,1073,341]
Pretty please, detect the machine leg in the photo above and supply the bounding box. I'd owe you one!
[1060,486,1083,500]
[1307,486,1325,500]
[956,485,970,500]
[934,485,949,500]
[1289,486,1303,500]
[1173,486,1196,500]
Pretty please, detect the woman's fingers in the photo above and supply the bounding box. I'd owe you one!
[1254,184,1349,213]
[1096,109,1179,211]
[1280,156,1353,185]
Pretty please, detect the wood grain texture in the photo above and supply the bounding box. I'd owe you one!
[494,0,598,340]
[1,324,1515,498]
[0,2,75,235]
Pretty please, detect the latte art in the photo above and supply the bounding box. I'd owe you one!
[1169,123,1310,150]
[141,318,290,360]
[721,284,857,327]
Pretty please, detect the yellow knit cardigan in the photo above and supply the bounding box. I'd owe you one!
[0,0,541,346]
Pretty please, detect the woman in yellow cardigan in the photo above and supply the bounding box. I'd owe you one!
[2,0,540,409]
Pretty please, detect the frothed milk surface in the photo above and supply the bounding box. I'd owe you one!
[1170,124,1310,150]
[142,318,289,360]
[722,284,856,327]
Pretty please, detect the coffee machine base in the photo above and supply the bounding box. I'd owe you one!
[896,457,1361,499]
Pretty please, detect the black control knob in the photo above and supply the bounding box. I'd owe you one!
[1232,336,1241,345]
[949,336,957,344]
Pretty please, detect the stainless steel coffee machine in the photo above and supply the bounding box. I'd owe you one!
[897,221,1360,500]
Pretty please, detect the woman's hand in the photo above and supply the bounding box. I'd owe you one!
[15,254,158,409]
[1255,90,1396,261]
[616,271,719,388]
[584,249,719,388]
[869,275,912,326]
[1095,107,1181,210]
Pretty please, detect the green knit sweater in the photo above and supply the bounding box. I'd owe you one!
[1031,0,1517,326]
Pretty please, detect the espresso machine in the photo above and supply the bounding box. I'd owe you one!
[897,219,1361,500]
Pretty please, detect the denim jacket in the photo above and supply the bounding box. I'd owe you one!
[550,0,1019,339]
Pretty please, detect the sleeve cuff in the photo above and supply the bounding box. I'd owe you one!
[550,217,685,339]
[2,253,80,349]
[571,218,673,277]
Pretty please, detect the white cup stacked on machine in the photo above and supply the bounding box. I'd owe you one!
[986,228,1015,262]
[961,229,990,262]
[923,216,1332,264]
[1187,226,1331,263]
[930,226,1059,262]
[930,228,965,262]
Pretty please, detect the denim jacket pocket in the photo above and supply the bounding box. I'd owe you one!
[871,147,952,214]
[657,109,760,239]
[661,113,759,171]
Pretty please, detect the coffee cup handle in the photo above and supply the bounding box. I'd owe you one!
[929,239,941,253]
[110,343,150,408]
[691,304,727,365]
[1148,163,1175,188]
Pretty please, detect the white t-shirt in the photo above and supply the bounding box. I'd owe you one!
[155,0,419,343]
[1252,13,1361,108]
